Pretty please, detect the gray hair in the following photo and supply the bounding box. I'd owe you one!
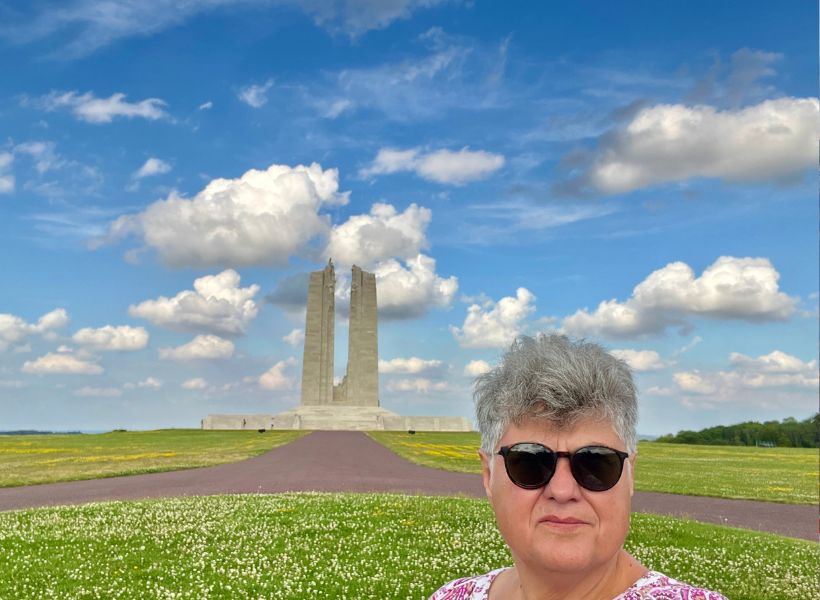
[474,333,638,456]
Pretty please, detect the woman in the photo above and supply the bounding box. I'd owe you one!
[430,334,727,600]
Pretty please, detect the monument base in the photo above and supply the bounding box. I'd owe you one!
[201,406,472,432]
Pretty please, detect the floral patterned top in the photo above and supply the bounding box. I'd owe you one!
[429,568,728,599]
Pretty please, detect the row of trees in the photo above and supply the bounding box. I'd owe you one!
[656,414,819,448]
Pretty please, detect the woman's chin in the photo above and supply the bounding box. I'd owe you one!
[523,542,602,575]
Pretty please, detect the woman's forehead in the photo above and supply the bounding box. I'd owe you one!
[501,416,623,447]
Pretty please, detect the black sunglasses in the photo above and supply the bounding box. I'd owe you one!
[497,442,629,492]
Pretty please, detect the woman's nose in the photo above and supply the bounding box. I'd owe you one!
[545,456,579,500]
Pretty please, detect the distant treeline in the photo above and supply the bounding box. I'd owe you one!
[656,414,819,448]
[0,430,83,436]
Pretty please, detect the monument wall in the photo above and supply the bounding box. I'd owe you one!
[300,261,335,406]
[202,410,472,432]
[343,265,379,407]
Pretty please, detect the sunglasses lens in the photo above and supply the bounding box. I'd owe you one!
[505,443,555,489]
[571,446,624,491]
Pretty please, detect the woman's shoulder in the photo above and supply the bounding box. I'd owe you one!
[618,570,729,600]
[428,567,508,600]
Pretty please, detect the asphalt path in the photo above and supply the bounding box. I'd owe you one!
[0,431,814,540]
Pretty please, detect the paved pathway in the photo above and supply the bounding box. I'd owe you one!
[0,431,814,540]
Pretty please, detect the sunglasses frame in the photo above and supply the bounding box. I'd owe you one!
[497,442,629,492]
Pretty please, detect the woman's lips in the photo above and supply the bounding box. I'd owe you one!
[540,515,587,527]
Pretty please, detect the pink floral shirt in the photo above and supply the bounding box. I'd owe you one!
[429,568,728,599]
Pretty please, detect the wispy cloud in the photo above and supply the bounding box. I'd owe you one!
[238,79,274,108]
[1,1,455,58]
[6,140,104,204]
[28,203,122,242]
[13,141,64,173]
[0,152,13,193]
[360,146,504,184]
[444,200,617,247]
[133,158,171,180]
[26,91,169,124]
[304,0,452,39]
[304,33,509,122]
[687,47,783,108]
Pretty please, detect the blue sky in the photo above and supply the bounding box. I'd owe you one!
[0,1,816,435]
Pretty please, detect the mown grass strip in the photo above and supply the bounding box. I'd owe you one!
[0,493,814,600]
[0,429,305,488]
[368,431,819,505]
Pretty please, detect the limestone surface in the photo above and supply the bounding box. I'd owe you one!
[300,260,335,406]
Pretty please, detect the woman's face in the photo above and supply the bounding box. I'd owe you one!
[480,415,635,576]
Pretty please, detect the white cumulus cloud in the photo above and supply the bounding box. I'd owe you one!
[562,256,797,339]
[726,350,818,388]
[386,378,449,393]
[451,288,535,349]
[33,90,169,124]
[575,97,819,194]
[238,79,273,108]
[673,371,718,395]
[22,352,102,375]
[182,378,208,390]
[610,349,668,372]
[728,349,813,373]
[74,386,122,397]
[72,325,149,351]
[463,359,492,377]
[673,350,818,403]
[379,357,444,375]
[129,270,259,336]
[283,328,305,347]
[259,357,297,390]
[0,308,69,351]
[360,146,505,184]
[101,162,348,267]
[327,202,430,267]
[133,157,171,179]
[159,335,234,361]
[373,254,458,319]
[124,377,162,389]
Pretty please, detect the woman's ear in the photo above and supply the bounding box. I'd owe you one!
[627,452,637,497]
[479,449,494,500]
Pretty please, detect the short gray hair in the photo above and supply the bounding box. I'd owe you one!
[474,333,637,456]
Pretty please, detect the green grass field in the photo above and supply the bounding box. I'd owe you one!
[4,429,817,504]
[0,493,814,600]
[368,431,819,505]
[0,429,305,488]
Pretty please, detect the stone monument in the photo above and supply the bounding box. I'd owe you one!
[334,264,379,407]
[300,260,336,406]
[202,260,472,431]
